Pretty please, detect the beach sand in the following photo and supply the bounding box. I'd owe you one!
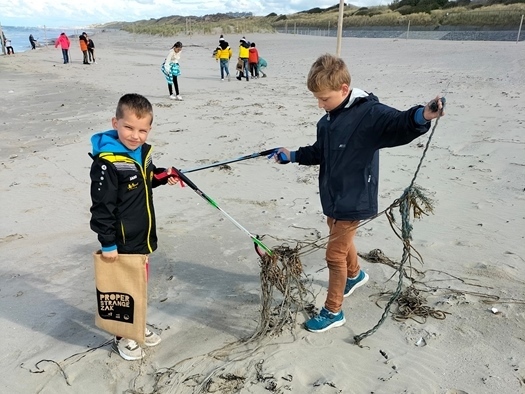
[1,31,524,393]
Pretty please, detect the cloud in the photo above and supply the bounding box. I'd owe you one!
[0,0,384,28]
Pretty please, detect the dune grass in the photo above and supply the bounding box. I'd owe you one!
[108,3,525,36]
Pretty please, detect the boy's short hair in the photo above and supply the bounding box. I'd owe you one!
[307,54,351,93]
[250,42,256,47]
[116,93,154,125]
[173,41,183,48]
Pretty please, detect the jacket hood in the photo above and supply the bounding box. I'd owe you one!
[346,88,370,108]
[91,130,132,156]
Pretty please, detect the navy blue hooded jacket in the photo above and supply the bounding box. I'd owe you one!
[292,89,430,221]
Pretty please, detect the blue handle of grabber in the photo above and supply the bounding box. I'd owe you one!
[277,152,290,164]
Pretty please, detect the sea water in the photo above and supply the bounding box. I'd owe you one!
[1,26,94,53]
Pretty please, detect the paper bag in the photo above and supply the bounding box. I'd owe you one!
[93,252,147,344]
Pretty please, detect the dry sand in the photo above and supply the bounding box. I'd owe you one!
[1,30,524,394]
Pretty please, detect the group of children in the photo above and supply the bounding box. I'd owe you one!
[212,35,267,81]
[92,38,445,360]
[161,34,267,100]
[53,32,95,64]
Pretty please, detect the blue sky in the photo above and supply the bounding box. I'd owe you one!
[0,0,386,28]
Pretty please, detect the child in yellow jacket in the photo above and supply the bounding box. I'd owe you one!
[215,38,232,81]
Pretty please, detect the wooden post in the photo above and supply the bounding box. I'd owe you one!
[336,0,344,56]
[0,22,5,55]
[517,14,524,44]
[406,20,410,40]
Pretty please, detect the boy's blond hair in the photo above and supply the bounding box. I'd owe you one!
[307,54,351,93]
[116,93,154,125]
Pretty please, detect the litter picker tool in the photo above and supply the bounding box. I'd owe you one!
[156,167,273,257]
[181,147,281,174]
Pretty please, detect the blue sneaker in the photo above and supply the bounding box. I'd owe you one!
[304,307,346,333]
[344,270,369,298]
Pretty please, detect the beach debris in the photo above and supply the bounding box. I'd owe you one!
[205,373,245,393]
[251,243,308,340]
[490,307,503,315]
[380,349,389,360]
[313,379,339,390]
[415,337,427,347]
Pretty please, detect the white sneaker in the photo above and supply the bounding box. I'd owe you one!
[227,75,231,81]
[169,94,177,100]
[144,327,162,347]
[113,337,145,361]
[221,78,224,81]
[176,95,183,101]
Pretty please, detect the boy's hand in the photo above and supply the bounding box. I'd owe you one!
[423,96,446,121]
[268,148,291,164]
[102,249,118,262]
[166,167,180,185]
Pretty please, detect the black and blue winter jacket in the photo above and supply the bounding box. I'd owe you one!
[89,130,168,254]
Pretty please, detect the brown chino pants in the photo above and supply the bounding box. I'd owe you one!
[324,217,361,313]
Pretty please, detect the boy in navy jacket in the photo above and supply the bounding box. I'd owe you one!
[273,54,445,333]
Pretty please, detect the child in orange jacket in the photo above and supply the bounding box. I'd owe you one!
[248,42,259,79]
[79,32,89,65]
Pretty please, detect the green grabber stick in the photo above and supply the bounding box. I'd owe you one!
[169,167,273,257]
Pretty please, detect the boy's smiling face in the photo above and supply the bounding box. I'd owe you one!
[312,83,350,112]
[112,108,152,151]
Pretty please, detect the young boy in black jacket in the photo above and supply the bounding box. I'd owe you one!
[89,93,178,360]
[273,54,445,333]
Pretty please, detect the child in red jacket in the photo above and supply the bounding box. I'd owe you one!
[248,42,259,79]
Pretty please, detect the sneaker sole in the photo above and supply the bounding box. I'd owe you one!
[305,317,346,333]
[343,272,369,298]
[111,342,145,361]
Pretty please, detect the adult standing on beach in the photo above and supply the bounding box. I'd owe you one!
[55,32,70,64]
[162,41,183,100]
[79,32,90,65]
[29,34,37,50]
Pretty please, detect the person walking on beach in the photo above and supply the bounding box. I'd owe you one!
[162,41,183,100]
[79,32,90,64]
[272,53,445,333]
[215,37,232,81]
[87,35,96,63]
[248,42,259,79]
[236,38,250,81]
[89,93,179,361]
[55,32,70,64]
[29,34,37,50]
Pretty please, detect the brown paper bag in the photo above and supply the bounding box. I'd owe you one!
[93,252,147,344]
